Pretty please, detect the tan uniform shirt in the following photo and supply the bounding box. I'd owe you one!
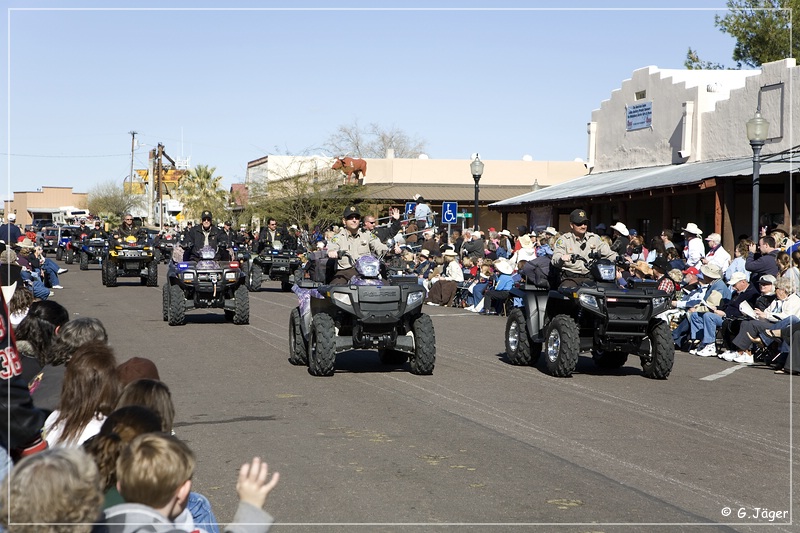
[327,228,389,270]
[551,231,617,276]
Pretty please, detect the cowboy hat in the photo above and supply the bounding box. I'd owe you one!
[609,222,629,236]
[498,229,511,237]
[632,260,652,277]
[651,256,670,273]
[419,249,430,257]
[543,227,558,236]
[668,269,684,283]
[443,249,458,257]
[682,222,703,235]
[18,237,34,249]
[495,259,514,275]
[518,234,534,249]
[700,263,722,279]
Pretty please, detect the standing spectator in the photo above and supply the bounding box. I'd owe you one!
[414,196,433,230]
[363,208,401,244]
[681,222,705,268]
[702,233,731,271]
[745,235,779,286]
[0,212,22,245]
[660,229,676,250]
[609,222,630,256]
[725,240,752,283]
[776,251,799,287]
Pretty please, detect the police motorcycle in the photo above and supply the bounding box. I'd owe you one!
[103,230,157,287]
[504,252,674,379]
[162,244,249,326]
[289,248,435,377]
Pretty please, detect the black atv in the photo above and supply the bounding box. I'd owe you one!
[504,254,674,379]
[289,253,435,377]
[103,232,158,287]
[153,234,177,264]
[163,245,249,326]
[78,237,109,271]
[248,241,301,292]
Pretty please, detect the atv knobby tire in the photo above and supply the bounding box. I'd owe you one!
[248,264,262,292]
[232,284,250,325]
[409,314,435,375]
[505,308,542,366]
[168,282,186,326]
[544,315,580,377]
[79,252,89,270]
[56,248,63,261]
[162,283,170,321]
[641,321,674,379]
[308,313,336,376]
[146,261,158,287]
[288,307,309,366]
[65,248,74,265]
[104,261,117,287]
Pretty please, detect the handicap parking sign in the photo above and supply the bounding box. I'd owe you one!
[441,202,458,224]
[405,202,417,218]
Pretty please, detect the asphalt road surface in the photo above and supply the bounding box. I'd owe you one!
[50,258,797,532]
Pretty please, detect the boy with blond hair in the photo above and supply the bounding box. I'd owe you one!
[105,433,279,533]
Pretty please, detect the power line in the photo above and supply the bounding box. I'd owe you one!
[0,152,130,158]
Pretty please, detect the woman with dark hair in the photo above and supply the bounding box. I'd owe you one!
[44,341,122,448]
[16,300,70,405]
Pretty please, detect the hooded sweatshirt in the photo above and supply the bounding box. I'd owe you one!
[105,501,273,533]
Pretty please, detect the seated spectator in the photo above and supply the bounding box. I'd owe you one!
[0,448,104,533]
[466,263,494,312]
[15,300,70,401]
[665,246,685,271]
[17,238,67,289]
[609,222,630,256]
[44,341,121,448]
[117,356,161,387]
[722,277,800,364]
[426,249,464,306]
[83,405,163,508]
[702,233,731,271]
[754,274,778,311]
[105,433,279,533]
[6,279,34,327]
[30,317,108,413]
[480,259,515,315]
[651,257,677,296]
[766,324,799,375]
[1,247,51,300]
[777,250,799,287]
[626,235,648,263]
[688,272,760,357]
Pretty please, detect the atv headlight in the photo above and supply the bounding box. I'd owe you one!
[182,272,194,281]
[596,263,616,281]
[333,292,352,307]
[579,293,600,310]
[406,291,424,307]
[652,296,667,310]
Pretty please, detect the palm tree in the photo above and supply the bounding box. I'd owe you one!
[177,164,229,223]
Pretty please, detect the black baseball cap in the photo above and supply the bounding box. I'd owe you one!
[569,209,590,225]
[201,211,213,221]
[342,205,361,219]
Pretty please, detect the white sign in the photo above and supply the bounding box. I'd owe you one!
[626,101,652,131]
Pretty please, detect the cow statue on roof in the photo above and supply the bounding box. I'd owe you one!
[332,156,367,186]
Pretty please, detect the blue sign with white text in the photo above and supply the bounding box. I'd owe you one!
[441,202,458,224]
[405,202,417,218]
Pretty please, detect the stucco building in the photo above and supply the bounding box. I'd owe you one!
[3,187,88,226]
[491,59,798,249]
[245,153,587,231]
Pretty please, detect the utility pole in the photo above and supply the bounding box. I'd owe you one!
[128,131,137,192]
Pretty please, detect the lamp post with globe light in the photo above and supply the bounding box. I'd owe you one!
[470,154,484,230]
[746,110,769,239]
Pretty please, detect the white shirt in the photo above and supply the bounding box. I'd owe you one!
[705,244,731,271]
[684,237,705,268]
[44,410,106,448]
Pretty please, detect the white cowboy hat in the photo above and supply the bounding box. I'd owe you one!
[609,222,629,236]
[544,227,558,236]
[498,229,511,237]
[682,222,703,235]
[419,249,430,257]
[442,249,458,257]
[495,259,514,275]
[518,235,534,249]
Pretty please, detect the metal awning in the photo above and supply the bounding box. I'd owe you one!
[26,207,61,214]
[490,156,799,208]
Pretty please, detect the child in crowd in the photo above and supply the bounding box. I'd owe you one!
[105,433,280,533]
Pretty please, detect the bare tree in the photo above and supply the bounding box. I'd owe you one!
[87,181,144,218]
[325,120,427,159]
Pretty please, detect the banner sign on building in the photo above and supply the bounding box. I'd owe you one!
[626,101,652,131]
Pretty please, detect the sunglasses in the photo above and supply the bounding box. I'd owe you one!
[345,215,361,220]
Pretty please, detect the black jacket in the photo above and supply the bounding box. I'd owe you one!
[186,225,224,260]
[257,226,290,253]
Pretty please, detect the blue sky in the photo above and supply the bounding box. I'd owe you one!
[2,1,742,201]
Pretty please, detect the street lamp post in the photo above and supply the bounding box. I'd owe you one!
[470,154,484,230]
[746,111,769,239]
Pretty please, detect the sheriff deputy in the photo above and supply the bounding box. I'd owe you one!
[551,209,617,278]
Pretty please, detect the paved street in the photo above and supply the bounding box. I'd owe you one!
[50,259,797,532]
